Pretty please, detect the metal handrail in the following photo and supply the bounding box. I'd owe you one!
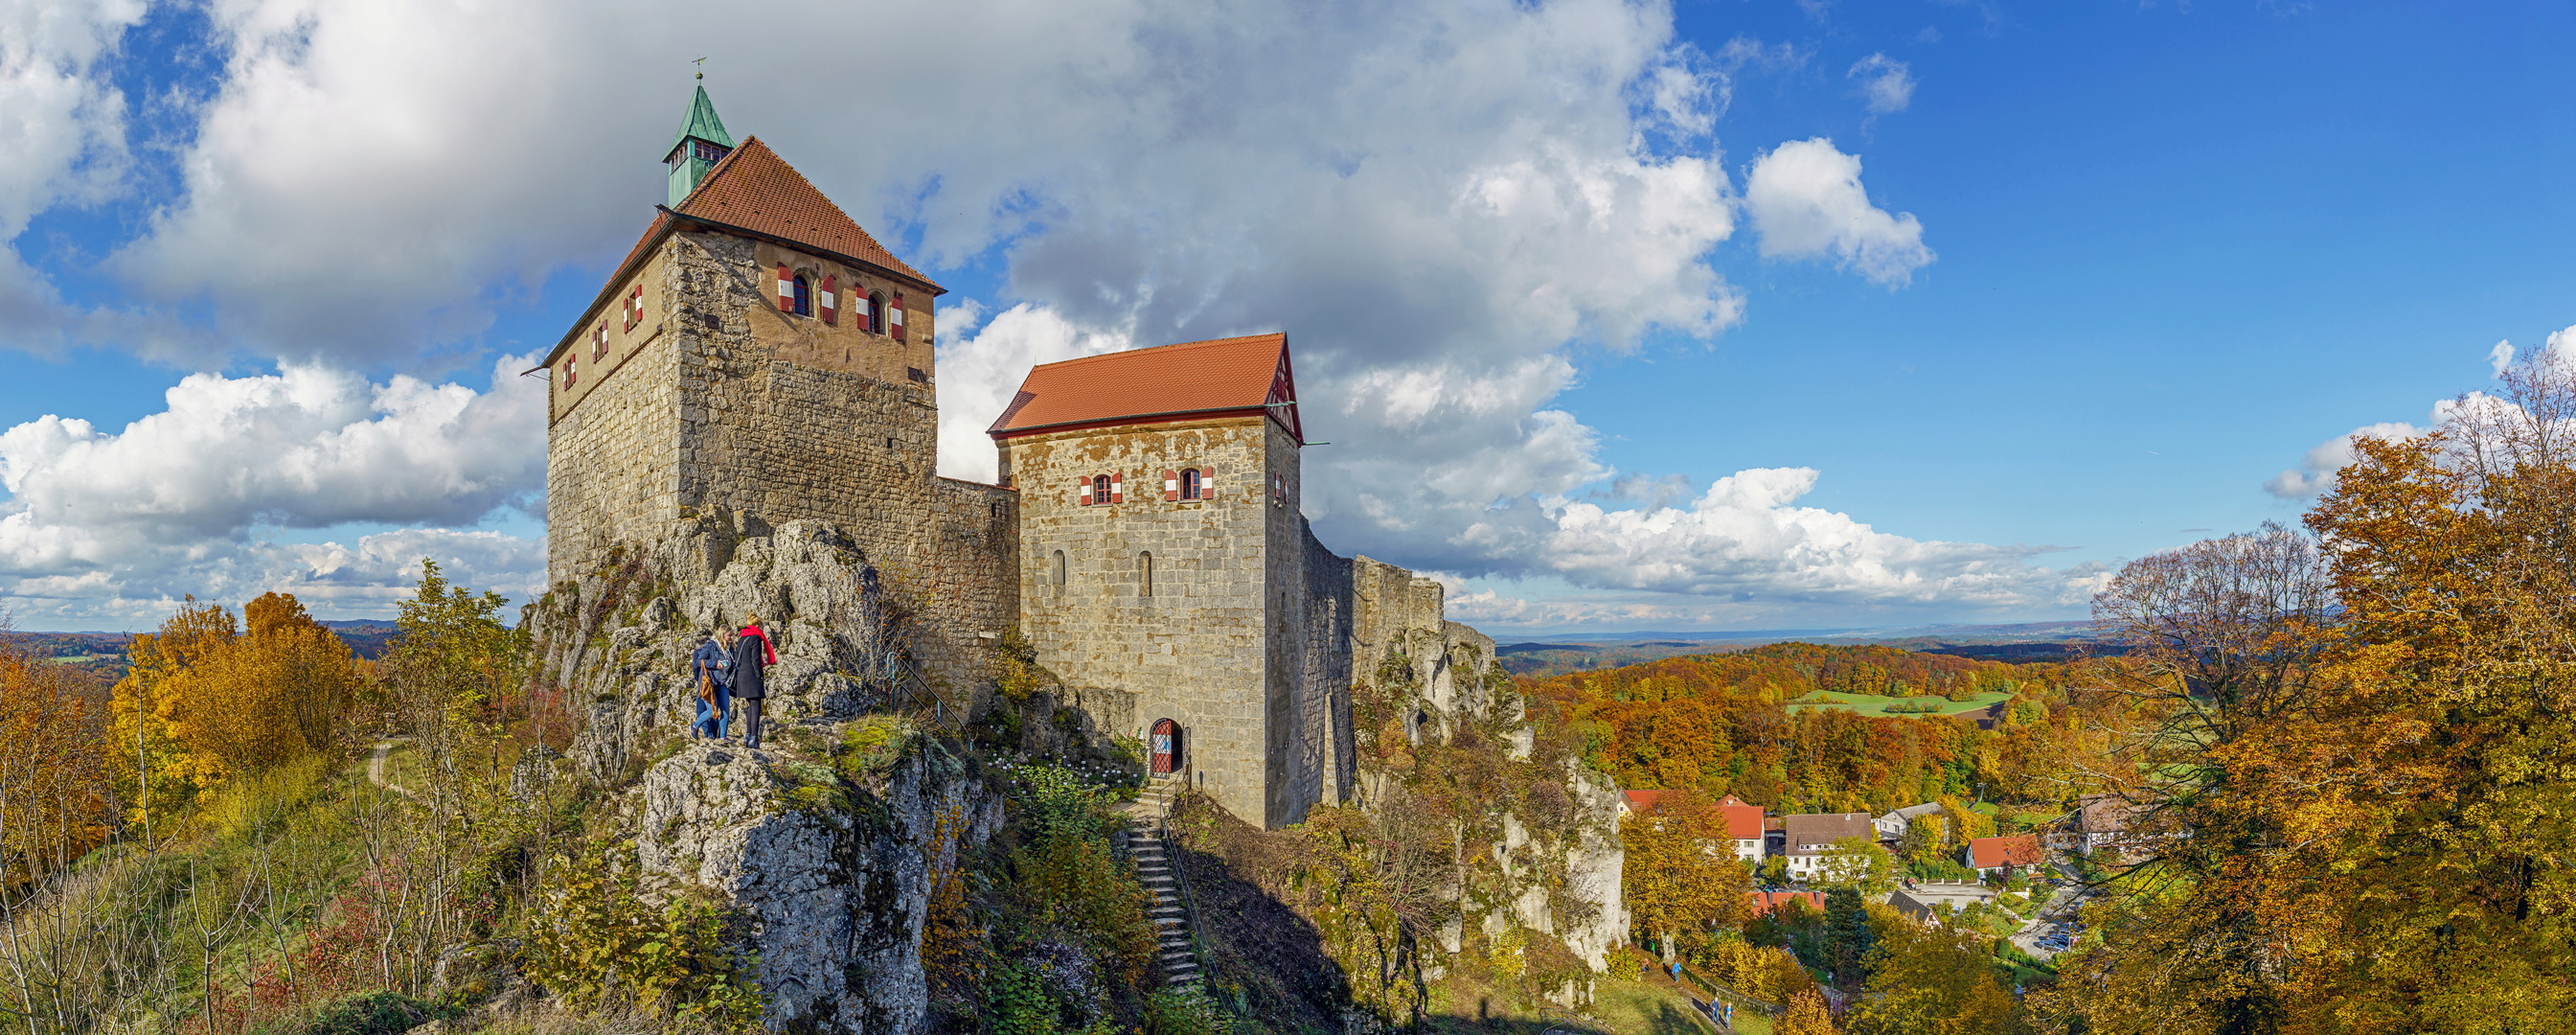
[1148,783,1221,991]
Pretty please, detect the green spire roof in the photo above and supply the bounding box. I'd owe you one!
[667,83,734,159]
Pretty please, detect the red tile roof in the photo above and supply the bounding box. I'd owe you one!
[988,334,1301,441]
[543,136,936,371]
[1969,834,2042,870]
[1746,891,1827,916]
[670,137,937,289]
[1716,794,1766,840]
[1623,790,1675,814]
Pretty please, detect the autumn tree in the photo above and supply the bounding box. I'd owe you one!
[155,592,360,788]
[1813,837,1898,897]
[1845,919,2022,1035]
[1776,986,1837,1035]
[0,628,110,884]
[2045,348,2576,1032]
[1621,794,1752,961]
[107,598,240,836]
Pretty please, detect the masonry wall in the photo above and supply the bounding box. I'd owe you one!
[1003,417,1284,825]
[547,248,684,586]
[548,228,1012,695]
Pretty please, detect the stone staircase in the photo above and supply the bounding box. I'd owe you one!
[1125,775,1200,986]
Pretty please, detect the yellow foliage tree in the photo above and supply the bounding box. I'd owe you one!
[1694,936,1815,1004]
[107,598,238,832]
[107,593,358,823]
[2042,351,2576,1033]
[1775,986,1838,1035]
[1844,920,2022,1035]
[1621,794,1753,959]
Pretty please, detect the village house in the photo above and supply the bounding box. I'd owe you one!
[1874,801,1943,847]
[1745,890,1828,917]
[2074,792,2152,853]
[1781,812,1875,880]
[1618,791,1766,864]
[1966,833,2042,879]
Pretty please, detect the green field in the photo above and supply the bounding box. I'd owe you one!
[1783,689,2011,718]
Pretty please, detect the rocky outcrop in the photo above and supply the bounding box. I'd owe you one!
[634,734,1000,1033]
[532,515,919,785]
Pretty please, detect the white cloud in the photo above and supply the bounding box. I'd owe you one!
[1848,54,1915,114]
[2263,421,2425,498]
[10,0,2058,627]
[0,356,545,622]
[0,0,144,353]
[1744,138,1933,285]
[2265,325,2576,498]
[1460,467,2101,607]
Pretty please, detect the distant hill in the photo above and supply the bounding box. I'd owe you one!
[7,619,402,684]
[1493,620,2110,677]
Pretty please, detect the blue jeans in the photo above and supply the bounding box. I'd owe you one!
[695,683,732,739]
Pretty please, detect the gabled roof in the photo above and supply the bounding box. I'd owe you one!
[541,136,938,371]
[665,83,735,160]
[1716,794,1766,840]
[988,334,1302,442]
[1622,790,1676,814]
[670,137,936,288]
[1969,833,2042,869]
[1782,812,1875,853]
[1745,891,1827,916]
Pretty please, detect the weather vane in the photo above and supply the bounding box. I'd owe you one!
[695,57,706,80]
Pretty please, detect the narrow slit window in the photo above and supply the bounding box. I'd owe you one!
[1140,551,1153,597]
[1052,550,1067,586]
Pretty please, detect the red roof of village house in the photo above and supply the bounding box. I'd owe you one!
[1716,794,1766,840]
[1622,790,1676,813]
[988,334,1301,441]
[1746,891,1827,916]
[1969,833,2042,869]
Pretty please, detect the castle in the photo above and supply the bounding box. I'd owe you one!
[540,86,1481,829]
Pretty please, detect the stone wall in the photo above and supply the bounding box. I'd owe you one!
[1002,416,1286,825]
[547,229,1011,695]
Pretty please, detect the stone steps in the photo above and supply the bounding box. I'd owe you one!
[1126,779,1203,988]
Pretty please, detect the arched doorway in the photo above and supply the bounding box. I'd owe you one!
[1150,718,1181,776]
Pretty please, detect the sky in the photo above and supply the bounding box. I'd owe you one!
[0,0,2568,634]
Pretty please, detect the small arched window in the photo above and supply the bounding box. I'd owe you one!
[1179,469,1202,501]
[1051,550,1067,586]
[791,275,813,316]
[865,292,885,334]
[1092,474,1112,504]
[1140,551,1153,597]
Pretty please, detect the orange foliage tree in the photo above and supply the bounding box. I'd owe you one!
[1621,793,1752,960]
[0,634,111,884]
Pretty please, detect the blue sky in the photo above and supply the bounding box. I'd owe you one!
[0,0,2567,632]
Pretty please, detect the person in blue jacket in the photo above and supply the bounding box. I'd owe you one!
[691,626,733,740]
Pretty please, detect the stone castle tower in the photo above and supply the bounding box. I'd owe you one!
[543,87,1487,829]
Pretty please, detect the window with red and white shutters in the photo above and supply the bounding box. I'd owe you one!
[563,356,577,388]
[1163,470,1179,502]
[820,275,837,325]
[1200,467,1215,500]
[1109,472,1124,503]
[1078,477,1093,506]
[775,264,794,311]
[625,286,642,332]
[593,321,606,359]
[889,293,906,341]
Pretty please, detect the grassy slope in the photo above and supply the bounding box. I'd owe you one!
[1782,689,2011,718]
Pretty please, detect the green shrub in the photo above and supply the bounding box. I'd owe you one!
[521,840,762,1025]
[836,714,915,782]
[299,991,446,1035]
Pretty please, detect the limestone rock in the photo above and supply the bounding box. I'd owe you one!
[635,734,1000,1034]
